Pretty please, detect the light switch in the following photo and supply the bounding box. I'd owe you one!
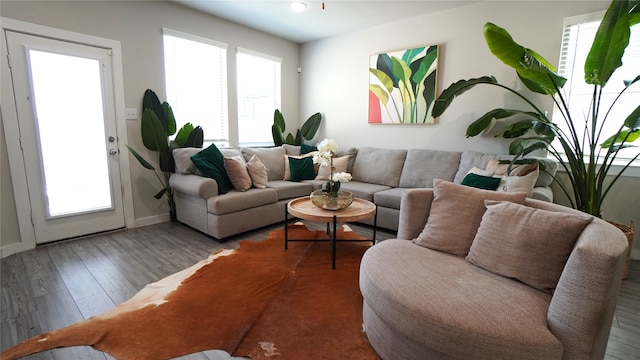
[125,108,138,120]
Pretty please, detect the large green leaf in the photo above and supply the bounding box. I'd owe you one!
[466,108,523,137]
[508,138,549,156]
[141,108,169,151]
[272,124,284,146]
[184,126,204,148]
[274,109,286,132]
[142,89,165,126]
[624,102,640,130]
[125,145,155,170]
[601,129,640,147]
[300,112,322,140]
[585,0,633,86]
[483,23,566,94]
[431,76,497,117]
[163,102,177,136]
[174,122,195,147]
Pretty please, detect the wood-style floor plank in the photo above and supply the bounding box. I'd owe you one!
[1,221,638,360]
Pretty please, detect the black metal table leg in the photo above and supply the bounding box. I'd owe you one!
[332,215,337,269]
[373,204,378,246]
[284,203,289,250]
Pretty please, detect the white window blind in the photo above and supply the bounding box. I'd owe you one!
[236,47,281,147]
[554,12,640,161]
[162,29,229,146]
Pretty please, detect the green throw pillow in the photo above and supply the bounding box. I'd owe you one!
[288,157,316,182]
[300,144,318,154]
[461,173,500,191]
[191,144,233,194]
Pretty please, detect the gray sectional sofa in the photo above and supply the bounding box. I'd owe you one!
[169,145,558,240]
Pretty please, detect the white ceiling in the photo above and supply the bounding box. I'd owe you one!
[171,1,478,43]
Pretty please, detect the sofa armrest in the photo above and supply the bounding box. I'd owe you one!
[531,186,553,202]
[547,219,628,359]
[397,189,434,240]
[169,173,219,199]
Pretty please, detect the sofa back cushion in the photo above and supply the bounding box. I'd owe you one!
[466,200,593,293]
[414,179,527,256]
[173,147,200,174]
[351,147,407,187]
[241,147,286,181]
[399,149,461,188]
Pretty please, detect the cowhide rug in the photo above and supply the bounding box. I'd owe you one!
[1,224,380,360]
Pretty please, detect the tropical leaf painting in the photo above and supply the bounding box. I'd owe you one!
[369,45,439,124]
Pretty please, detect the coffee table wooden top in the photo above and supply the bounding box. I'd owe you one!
[287,196,376,223]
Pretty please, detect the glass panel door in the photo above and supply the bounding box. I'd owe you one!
[28,50,113,218]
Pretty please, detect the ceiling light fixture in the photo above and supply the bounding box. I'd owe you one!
[290,2,306,12]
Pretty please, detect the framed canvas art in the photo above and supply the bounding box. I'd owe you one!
[369,45,439,124]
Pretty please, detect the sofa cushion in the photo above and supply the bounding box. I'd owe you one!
[267,180,313,200]
[316,155,349,180]
[398,149,461,188]
[191,144,233,194]
[461,173,501,190]
[223,155,252,192]
[282,144,300,156]
[287,156,316,182]
[373,188,404,210]
[207,188,279,215]
[246,155,268,189]
[486,159,538,176]
[283,154,317,181]
[336,147,358,174]
[339,181,391,202]
[466,200,593,293]
[242,147,286,181]
[173,147,200,174]
[497,170,539,196]
[360,240,561,359]
[414,180,527,256]
[352,147,407,187]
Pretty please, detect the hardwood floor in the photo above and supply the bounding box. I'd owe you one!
[1,221,638,359]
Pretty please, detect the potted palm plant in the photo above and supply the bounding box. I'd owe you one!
[432,0,639,276]
[126,89,204,221]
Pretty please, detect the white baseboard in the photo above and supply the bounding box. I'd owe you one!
[0,242,29,259]
[133,213,170,228]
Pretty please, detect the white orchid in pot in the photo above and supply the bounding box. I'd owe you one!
[311,139,353,210]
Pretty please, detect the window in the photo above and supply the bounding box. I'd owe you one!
[236,48,281,147]
[554,12,640,161]
[163,29,229,146]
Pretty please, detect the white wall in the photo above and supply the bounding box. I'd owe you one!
[300,0,640,259]
[0,1,301,249]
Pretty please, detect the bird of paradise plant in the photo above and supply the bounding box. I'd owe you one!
[369,45,438,124]
[432,0,639,217]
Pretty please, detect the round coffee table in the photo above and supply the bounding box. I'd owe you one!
[285,196,377,269]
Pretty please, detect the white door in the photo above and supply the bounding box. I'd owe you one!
[4,30,125,244]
